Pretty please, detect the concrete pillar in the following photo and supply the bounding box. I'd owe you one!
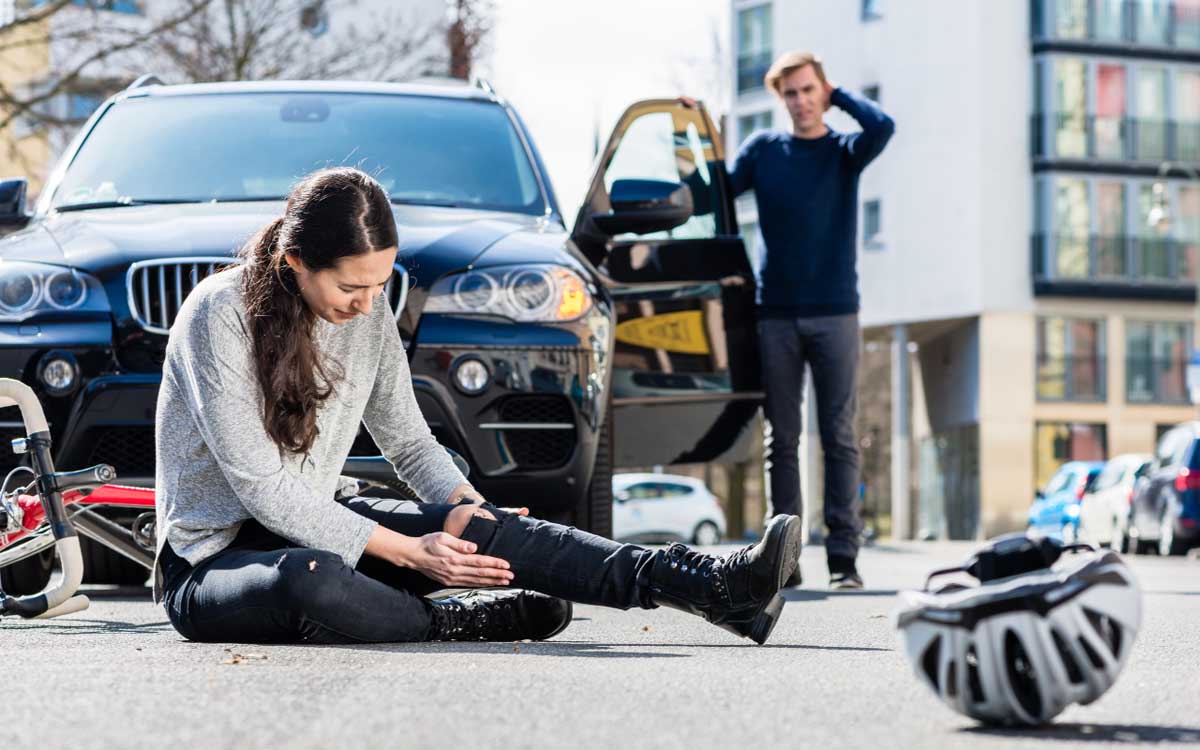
[892,325,911,540]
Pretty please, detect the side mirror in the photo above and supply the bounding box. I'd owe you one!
[614,490,630,504]
[0,178,30,228]
[591,178,693,237]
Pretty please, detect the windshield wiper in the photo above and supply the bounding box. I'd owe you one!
[390,197,465,208]
[54,198,194,212]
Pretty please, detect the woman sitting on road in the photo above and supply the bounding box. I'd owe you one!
[153,167,801,646]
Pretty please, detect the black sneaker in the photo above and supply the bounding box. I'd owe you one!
[828,556,863,590]
[429,589,573,641]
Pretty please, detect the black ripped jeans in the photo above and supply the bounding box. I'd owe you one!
[160,497,659,644]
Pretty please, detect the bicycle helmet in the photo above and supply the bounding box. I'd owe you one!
[894,533,1141,726]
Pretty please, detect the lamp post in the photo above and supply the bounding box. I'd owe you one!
[1147,162,1200,411]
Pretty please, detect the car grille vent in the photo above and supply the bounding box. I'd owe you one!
[87,427,157,478]
[497,396,575,470]
[127,258,410,335]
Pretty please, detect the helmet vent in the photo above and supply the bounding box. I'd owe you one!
[1051,628,1084,684]
[1078,635,1106,669]
[945,660,958,698]
[1003,629,1043,719]
[965,645,986,704]
[1083,606,1122,659]
[921,635,942,691]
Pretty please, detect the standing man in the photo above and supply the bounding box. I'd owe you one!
[730,52,894,589]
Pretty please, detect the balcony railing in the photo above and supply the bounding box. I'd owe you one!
[1032,233,1197,285]
[1032,0,1200,50]
[737,52,772,94]
[1127,355,1191,402]
[1031,113,1200,163]
[1037,354,1108,401]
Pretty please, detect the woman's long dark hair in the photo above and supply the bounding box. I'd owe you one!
[239,167,397,455]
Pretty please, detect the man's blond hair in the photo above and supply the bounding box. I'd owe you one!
[764,51,827,95]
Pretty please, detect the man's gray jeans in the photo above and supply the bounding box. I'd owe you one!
[758,314,863,561]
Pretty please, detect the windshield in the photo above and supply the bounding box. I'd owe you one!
[50,93,545,214]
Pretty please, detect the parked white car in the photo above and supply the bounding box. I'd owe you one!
[1078,453,1153,550]
[612,473,727,545]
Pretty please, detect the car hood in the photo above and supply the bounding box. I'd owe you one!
[1,202,568,287]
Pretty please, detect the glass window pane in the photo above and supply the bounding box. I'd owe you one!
[1096,181,1126,276]
[1126,321,1154,401]
[1054,178,1089,277]
[1181,186,1200,282]
[1177,0,1200,48]
[1178,72,1200,164]
[737,5,772,93]
[1134,0,1171,45]
[1054,0,1089,38]
[1037,317,1067,399]
[1054,59,1087,157]
[1096,0,1125,40]
[1135,67,1168,160]
[1137,183,1171,278]
[1095,64,1127,159]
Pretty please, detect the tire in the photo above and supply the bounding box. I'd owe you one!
[1158,511,1189,557]
[0,546,54,596]
[693,521,721,546]
[79,535,149,586]
[573,401,613,539]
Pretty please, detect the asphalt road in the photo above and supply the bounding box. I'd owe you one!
[5,541,1198,750]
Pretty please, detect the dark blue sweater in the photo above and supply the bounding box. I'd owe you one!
[730,88,894,317]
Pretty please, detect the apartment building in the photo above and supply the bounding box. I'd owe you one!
[729,0,1200,538]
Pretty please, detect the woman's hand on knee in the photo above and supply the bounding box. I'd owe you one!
[405,532,514,588]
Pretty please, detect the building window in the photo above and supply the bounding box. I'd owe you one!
[1127,321,1192,403]
[1035,59,1200,162]
[1035,176,1197,287]
[862,0,883,22]
[863,199,883,249]
[1034,422,1108,494]
[1033,0,1200,49]
[66,92,105,122]
[862,84,881,103]
[737,4,772,94]
[737,110,773,144]
[1036,317,1106,401]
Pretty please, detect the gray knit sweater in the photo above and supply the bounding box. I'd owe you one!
[153,265,466,599]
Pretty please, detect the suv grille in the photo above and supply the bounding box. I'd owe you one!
[496,396,575,470]
[86,427,156,477]
[127,258,411,334]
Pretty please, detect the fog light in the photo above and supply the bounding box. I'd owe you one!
[453,358,490,395]
[38,350,79,397]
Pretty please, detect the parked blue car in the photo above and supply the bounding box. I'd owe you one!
[1028,461,1104,542]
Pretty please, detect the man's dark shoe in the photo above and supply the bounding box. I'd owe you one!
[646,514,802,645]
[429,589,573,641]
[828,555,863,590]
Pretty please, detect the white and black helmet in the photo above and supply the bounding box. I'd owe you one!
[894,534,1141,726]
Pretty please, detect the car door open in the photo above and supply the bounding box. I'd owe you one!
[572,99,762,468]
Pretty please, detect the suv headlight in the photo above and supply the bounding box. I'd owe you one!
[0,261,109,321]
[424,265,593,322]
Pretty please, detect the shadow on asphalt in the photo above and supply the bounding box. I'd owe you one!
[311,639,892,657]
[781,589,899,602]
[960,723,1200,744]
[0,617,171,635]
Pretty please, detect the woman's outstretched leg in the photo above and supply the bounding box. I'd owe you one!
[458,505,803,645]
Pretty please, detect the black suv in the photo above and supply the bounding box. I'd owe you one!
[1128,420,1200,556]
[0,78,761,582]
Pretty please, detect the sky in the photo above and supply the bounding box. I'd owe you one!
[478,0,730,224]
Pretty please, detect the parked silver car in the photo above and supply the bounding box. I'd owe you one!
[1078,453,1153,550]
